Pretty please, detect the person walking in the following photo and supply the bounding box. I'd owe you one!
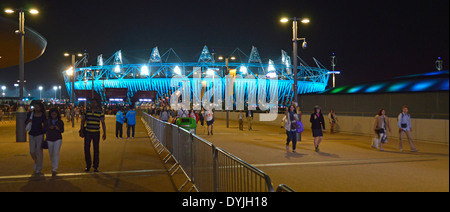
[205,109,214,135]
[79,98,106,172]
[126,106,137,139]
[46,108,64,176]
[25,101,48,175]
[159,106,170,122]
[398,105,417,152]
[372,108,391,151]
[328,109,338,134]
[198,108,205,127]
[238,110,244,131]
[246,110,253,130]
[75,107,80,123]
[285,105,299,153]
[115,109,124,139]
[310,105,325,152]
[189,109,198,123]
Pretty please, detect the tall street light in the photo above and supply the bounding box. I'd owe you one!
[53,86,58,100]
[64,52,83,128]
[38,86,43,100]
[217,56,236,128]
[280,17,309,106]
[5,7,39,142]
[1,86,6,97]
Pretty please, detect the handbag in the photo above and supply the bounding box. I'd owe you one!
[25,112,34,132]
[296,121,304,133]
[41,139,48,149]
[290,121,297,130]
[375,128,385,134]
[372,137,380,149]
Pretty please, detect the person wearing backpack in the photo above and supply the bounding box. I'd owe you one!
[397,105,417,152]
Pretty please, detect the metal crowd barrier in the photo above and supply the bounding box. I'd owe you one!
[141,112,294,192]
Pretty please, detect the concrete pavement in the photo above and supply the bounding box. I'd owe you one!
[0,116,176,192]
[195,118,449,192]
[1,115,448,192]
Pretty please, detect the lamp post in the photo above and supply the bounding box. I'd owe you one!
[58,85,61,100]
[5,7,39,142]
[53,86,57,100]
[280,17,309,106]
[1,86,5,97]
[217,56,236,128]
[64,52,83,127]
[331,53,337,88]
[38,86,43,100]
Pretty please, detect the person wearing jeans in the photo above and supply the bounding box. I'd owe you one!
[46,108,64,176]
[26,102,47,175]
[284,105,299,153]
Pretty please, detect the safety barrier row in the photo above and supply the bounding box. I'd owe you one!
[141,112,294,192]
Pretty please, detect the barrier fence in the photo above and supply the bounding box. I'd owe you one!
[141,112,294,192]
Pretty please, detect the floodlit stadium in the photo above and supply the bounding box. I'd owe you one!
[63,45,331,107]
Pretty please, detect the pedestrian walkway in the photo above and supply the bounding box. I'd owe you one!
[0,116,176,192]
[196,118,449,192]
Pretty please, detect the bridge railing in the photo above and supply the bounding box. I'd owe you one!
[141,112,289,192]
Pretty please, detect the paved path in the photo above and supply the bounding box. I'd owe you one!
[195,118,449,192]
[1,116,448,192]
[0,116,176,192]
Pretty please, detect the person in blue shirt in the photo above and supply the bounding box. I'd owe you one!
[125,106,137,139]
[115,109,125,139]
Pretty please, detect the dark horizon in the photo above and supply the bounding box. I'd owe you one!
[0,0,448,99]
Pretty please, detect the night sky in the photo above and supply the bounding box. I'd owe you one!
[0,0,448,99]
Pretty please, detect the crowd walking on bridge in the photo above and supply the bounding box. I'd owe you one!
[19,97,418,176]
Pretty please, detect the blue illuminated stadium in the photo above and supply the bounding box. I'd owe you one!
[63,45,331,106]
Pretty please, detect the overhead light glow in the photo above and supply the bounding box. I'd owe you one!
[29,9,39,14]
[239,66,248,74]
[114,65,121,73]
[66,67,74,76]
[301,18,310,23]
[141,65,149,76]
[280,18,289,23]
[266,72,277,78]
[173,66,181,75]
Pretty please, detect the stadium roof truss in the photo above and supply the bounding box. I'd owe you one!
[63,46,331,105]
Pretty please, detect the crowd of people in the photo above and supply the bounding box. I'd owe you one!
[20,97,418,176]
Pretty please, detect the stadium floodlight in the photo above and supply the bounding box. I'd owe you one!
[173,66,182,75]
[114,65,121,73]
[141,65,149,76]
[239,66,248,74]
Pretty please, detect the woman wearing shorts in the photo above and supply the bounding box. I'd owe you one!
[205,109,214,135]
